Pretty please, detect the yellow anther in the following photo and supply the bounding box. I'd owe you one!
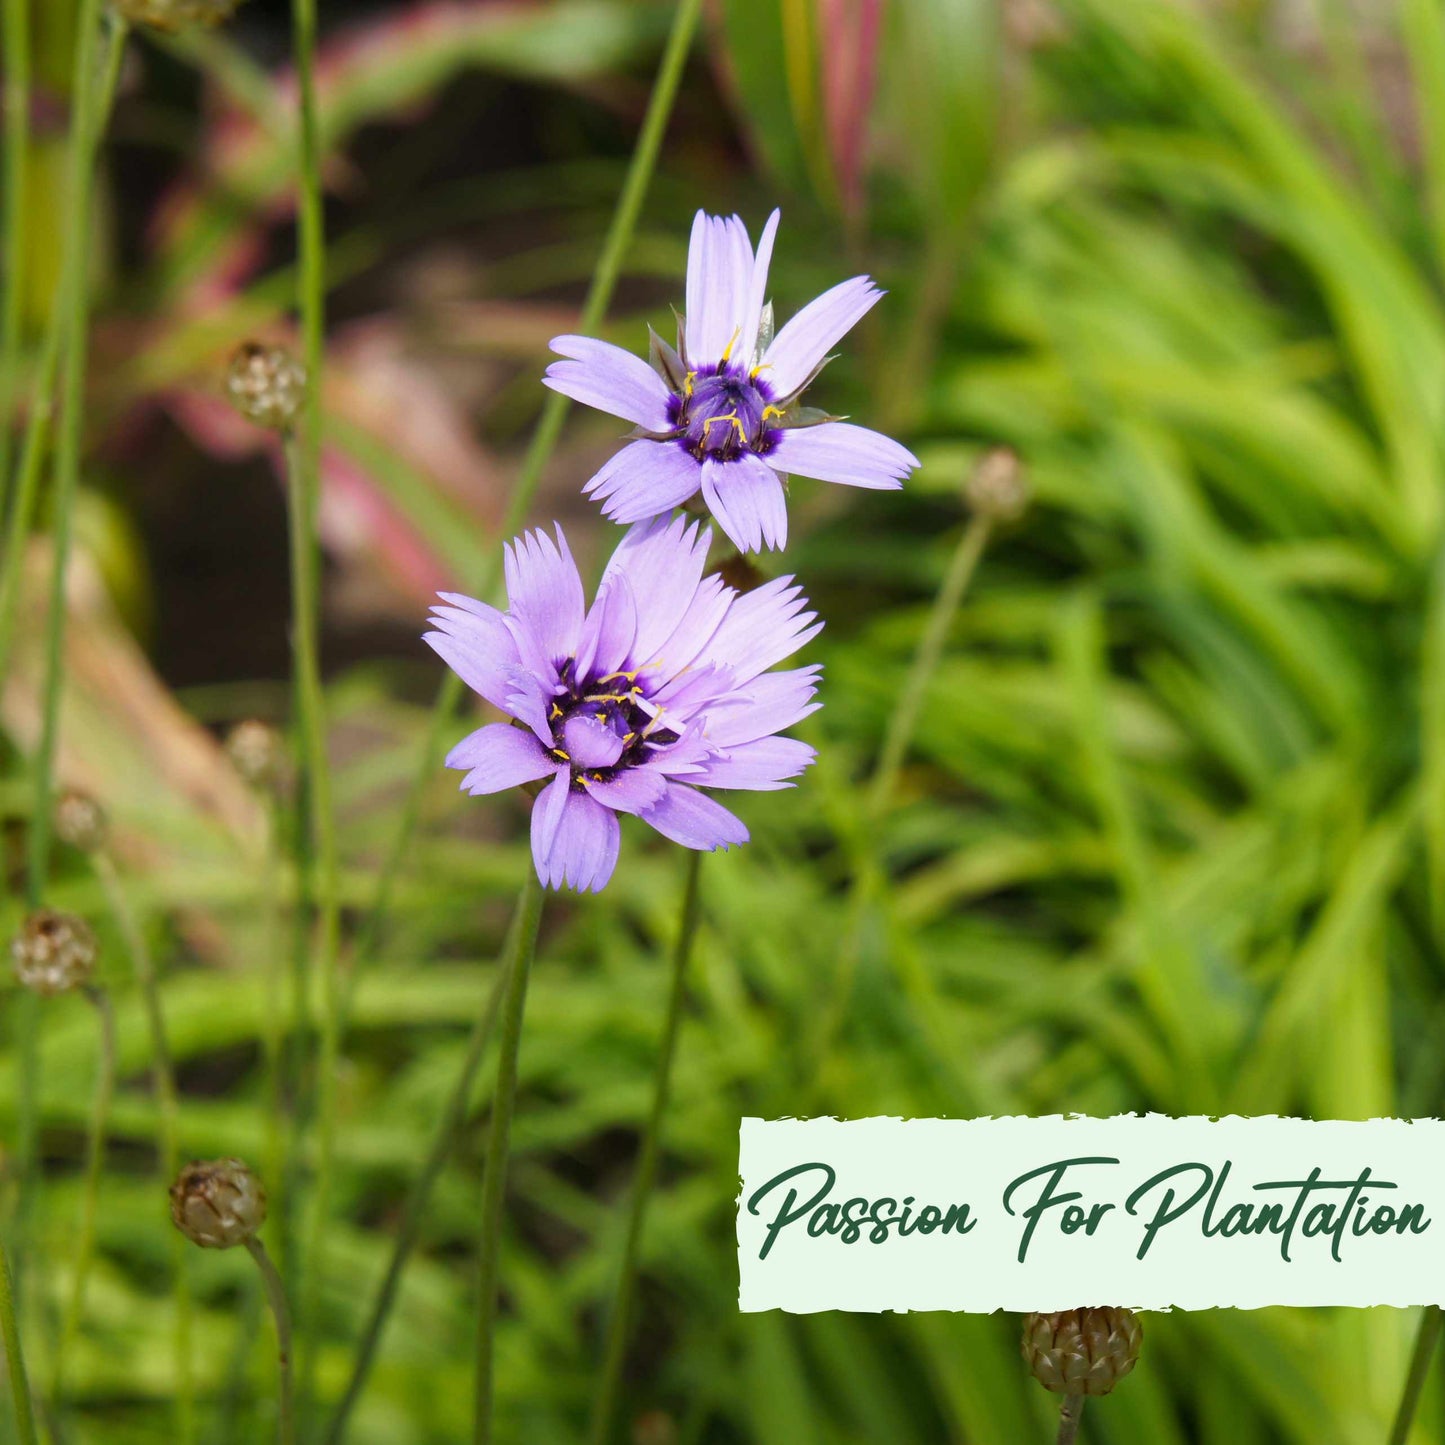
[720,326,742,363]
[551,747,570,762]
[683,372,695,397]
[762,405,785,422]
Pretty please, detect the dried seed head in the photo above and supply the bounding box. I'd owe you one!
[170,1159,267,1249]
[54,789,109,854]
[965,447,1030,523]
[12,910,98,996]
[113,0,245,31]
[225,342,307,432]
[711,552,767,594]
[225,719,285,791]
[1021,1309,1142,1398]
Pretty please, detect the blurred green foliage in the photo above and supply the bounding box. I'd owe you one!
[5,0,1445,1441]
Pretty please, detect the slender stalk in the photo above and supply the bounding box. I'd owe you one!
[93,850,192,1440]
[257,798,288,1270]
[589,850,703,1445]
[810,511,993,1070]
[52,985,115,1400]
[343,0,706,1020]
[287,0,343,1409]
[0,0,30,506]
[322,893,523,1445]
[1056,1392,1085,1445]
[0,11,127,694]
[26,3,125,899]
[0,1239,38,1445]
[245,1238,296,1445]
[473,872,544,1445]
[1388,1306,1442,1445]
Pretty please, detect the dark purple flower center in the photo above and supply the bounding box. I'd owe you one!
[548,662,677,788]
[669,365,780,462]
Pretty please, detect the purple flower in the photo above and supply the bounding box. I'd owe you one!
[425,516,821,893]
[543,210,919,554]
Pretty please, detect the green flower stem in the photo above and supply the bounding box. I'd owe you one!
[0,10,126,696]
[810,510,994,1071]
[589,849,703,1445]
[52,984,115,1402]
[1388,1305,1442,1445]
[1056,1392,1085,1445]
[322,890,523,1445]
[0,1237,37,1445]
[287,0,343,1415]
[93,849,192,1441]
[245,1237,296,1445]
[473,870,544,1445]
[26,2,126,901]
[0,0,30,508]
[343,0,706,1025]
[257,798,289,1272]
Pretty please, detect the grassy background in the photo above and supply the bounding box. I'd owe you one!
[3,0,1445,1440]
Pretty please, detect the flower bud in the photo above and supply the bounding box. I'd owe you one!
[225,719,285,792]
[1021,1308,1143,1397]
[965,447,1030,523]
[225,342,307,433]
[113,0,245,30]
[170,1159,268,1249]
[12,910,98,996]
[54,789,109,854]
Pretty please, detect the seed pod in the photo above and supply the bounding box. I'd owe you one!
[225,342,307,433]
[965,447,1030,523]
[54,788,109,854]
[113,0,245,30]
[1021,1308,1143,1398]
[170,1159,268,1249]
[12,910,98,996]
[225,719,285,792]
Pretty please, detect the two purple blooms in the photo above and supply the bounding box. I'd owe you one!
[426,210,918,892]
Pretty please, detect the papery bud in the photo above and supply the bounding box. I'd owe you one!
[54,789,109,854]
[170,1158,267,1249]
[12,910,98,996]
[225,342,307,432]
[632,1411,677,1445]
[1021,1309,1142,1397]
[965,447,1030,523]
[113,0,245,31]
[711,552,767,595]
[225,719,285,791]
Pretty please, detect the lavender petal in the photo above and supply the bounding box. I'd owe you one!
[423,597,519,714]
[700,453,787,554]
[503,525,585,679]
[582,767,668,815]
[640,782,750,851]
[768,421,918,491]
[446,723,557,794]
[535,786,621,893]
[562,713,626,770]
[543,335,673,430]
[762,276,883,399]
[685,211,754,368]
[690,736,817,791]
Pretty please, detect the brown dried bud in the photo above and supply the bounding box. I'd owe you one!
[1022,1309,1142,1398]
[54,789,109,854]
[12,910,98,996]
[225,342,307,432]
[711,552,767,594]
[965,447,1030,523]
[631,1412,677,1445]
[113,0,245,31]
[225,719,285,791]
[170,1159,267,1249]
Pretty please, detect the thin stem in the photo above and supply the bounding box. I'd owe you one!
[0,0,31,506]
[0,1239,38,1445]
[589,850,703,1445]
[288,0,342,1409]
[258,798,288,1271]
[1056,1392,1085,1445]
[0,11,126,695]
[93,850,192,1440]
[809,511,993,1073]
[26,4,126,901]
[473,871,544,1445]
[245,1238,296,1445]
[343,0,705,1018]
[52,985,115,1401]
[322,892,524,1445]
[1388,1306,1442,1445]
